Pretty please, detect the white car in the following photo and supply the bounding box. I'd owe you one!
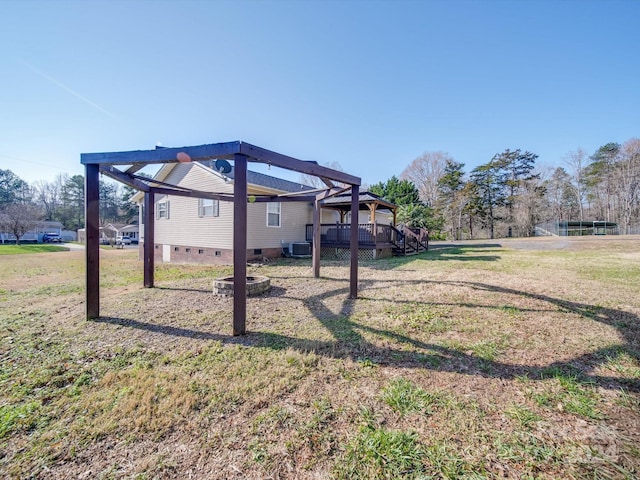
[116,236,132,245]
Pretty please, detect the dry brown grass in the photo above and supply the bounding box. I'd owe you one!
[1,237,639,478]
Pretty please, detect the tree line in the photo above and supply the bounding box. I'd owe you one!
[370,137,640,240]
[2,137,639,243]
[0,170,137,243]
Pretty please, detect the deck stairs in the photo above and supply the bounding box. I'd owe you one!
[390,226,429,256]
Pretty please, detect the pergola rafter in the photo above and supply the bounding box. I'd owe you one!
[81,141,361,335]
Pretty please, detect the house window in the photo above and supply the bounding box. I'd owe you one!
[157,200,170,219]
[267,202,281,227]
[199,198,219,217]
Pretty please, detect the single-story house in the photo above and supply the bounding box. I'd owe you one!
[0,220,73,244]
[131,160,425,264]
[131,160,325,264]
[77,223,139,244]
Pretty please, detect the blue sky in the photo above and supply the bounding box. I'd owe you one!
[1,0,638,187]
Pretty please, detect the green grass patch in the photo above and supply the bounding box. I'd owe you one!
[0,402,40,439]
[529,367,603,419]
[604,349,640,378]
[0,244,68,254]
[335,425,427,479]
[386,302,452,333]
[505,403,542,429]
[382,378,449,416]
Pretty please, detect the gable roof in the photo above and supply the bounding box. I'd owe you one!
[322,190,398,212]
[197,159,312,192]
[130,161,314,203]
[233,167,312,193]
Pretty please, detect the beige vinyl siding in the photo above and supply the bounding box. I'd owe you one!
[154,163,235,249]
[321,209,341,223]
[246,201,313,249]
[152,162,313,250]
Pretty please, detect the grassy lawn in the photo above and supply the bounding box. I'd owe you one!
[0,244,69,255]
[1,237,639,478]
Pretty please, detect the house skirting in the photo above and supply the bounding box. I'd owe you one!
[140,243,283,265]
[138,243,392,264]
[319,246,393,261]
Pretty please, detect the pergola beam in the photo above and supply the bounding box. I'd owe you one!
[81,141,242,166]
[240,143,360,186]
[82,141,361,187]
[99,166,150,192]
[150,186,315,204]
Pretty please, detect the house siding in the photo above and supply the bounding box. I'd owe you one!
[153,163,235,249]
[144,162,313,263]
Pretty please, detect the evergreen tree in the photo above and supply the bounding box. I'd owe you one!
[369,176,420,206]
[0,169,30,206]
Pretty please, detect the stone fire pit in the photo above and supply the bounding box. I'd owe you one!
[213,276,271,297]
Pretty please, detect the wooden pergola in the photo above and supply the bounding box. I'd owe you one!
[81,141,361,335]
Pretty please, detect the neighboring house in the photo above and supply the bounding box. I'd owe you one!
[0,220,66,244]
[131,161,321,264]
[102,223,140,243]
[78,224,139,244]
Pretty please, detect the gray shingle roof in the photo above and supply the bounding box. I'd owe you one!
[200,160,313,192]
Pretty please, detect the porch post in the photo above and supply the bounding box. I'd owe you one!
[349,185,359,299]
[233,153,248,335]
[368,203,377,243]
[143,190,155,288]
[312,197,321,278]
[85,164,100,319]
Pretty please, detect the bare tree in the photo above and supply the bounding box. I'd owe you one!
[545,167,577,220]
[564,148,588,221]
[400,151,451,207]
[615,138,640,233]
[0,203,42,245]
[33,179,61,221]
[513,176,546,236]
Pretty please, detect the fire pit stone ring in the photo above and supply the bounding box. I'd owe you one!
[213,276,271,297]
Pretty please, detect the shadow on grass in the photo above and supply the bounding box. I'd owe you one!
[367,243,503,270]
[94,275,640,393]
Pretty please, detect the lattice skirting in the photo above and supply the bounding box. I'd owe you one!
[319,247,392,261]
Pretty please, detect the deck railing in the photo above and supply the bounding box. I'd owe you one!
[305,223,397,247]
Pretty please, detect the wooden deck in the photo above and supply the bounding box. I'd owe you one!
[305,223,428,256]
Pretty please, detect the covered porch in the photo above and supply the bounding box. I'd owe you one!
[305,190,429,258]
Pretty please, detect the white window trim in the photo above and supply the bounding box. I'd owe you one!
[266,202,281,228]
[157,200,170,219]
[198,198,219,217]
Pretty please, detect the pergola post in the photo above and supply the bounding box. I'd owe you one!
[349,185,359,299]
[233,153,248,335]
[312,198,321,278]
[143,190,155,288]
[85,164,100,319]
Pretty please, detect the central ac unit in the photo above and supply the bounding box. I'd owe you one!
[289,242,311,257]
